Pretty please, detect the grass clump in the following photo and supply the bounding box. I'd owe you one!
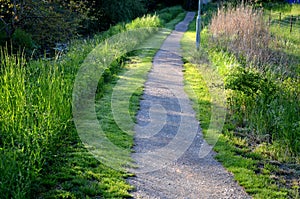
[0,48,72,198]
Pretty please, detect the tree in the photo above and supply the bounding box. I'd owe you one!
[0,0,26,38]
[0,0,148,53]
[0,0,95,52]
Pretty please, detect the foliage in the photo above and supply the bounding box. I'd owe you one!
[146,0,185,11]
[0,0,150,55]
[100,0,146,25]
[225,67,300,156]
[11,28,36,55]
[0,0,95,55]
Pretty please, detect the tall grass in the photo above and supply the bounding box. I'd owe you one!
[210,4,269,65]
[210,3,298,77]
[0,6,185,198]
[0,47,72,198]
[208,3,300,161]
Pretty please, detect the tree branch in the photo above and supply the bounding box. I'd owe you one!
[0,17,10,37]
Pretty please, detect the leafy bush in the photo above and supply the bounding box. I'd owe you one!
[225,65,300,158]
[11,29,37,55]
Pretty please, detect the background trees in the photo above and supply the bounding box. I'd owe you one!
[0,0,286,56]
[0,0,95,54]
[0,0,203,55]
[0,0,147,55]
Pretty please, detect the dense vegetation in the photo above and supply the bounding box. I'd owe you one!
[0,0,149,55]
[0,5,185,198]
[1,0,298,198]
[182,1,299,198]
[0,0,199,56]
[210,2,299,162]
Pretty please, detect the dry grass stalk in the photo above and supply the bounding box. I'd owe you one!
[209,4,274,72]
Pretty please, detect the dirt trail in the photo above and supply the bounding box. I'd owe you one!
[128,12,251,199]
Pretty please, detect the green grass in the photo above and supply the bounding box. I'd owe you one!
[183,62,211,136]
[0,6,185,198]
[214,135,290,199]
[37,14,183,198]
[181,3,299,198]
[264,3,300,16]
[263,4,300,76]
[0,47,72,199]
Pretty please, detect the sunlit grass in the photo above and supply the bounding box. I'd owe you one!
[181,3,299,198]
[0,6,185,198]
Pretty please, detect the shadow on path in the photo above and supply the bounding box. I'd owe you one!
[128,12,251,199]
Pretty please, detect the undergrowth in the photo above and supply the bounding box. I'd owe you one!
[209,2,300,160]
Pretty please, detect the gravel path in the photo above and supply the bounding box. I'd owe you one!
[128,12,251,199]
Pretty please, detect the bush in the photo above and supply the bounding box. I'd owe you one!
[225,66,300,157]
[11,29,37,55]
[157,6,184,24]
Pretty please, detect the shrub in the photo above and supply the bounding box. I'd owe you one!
[11,29,37,55]
[225,66,300,157]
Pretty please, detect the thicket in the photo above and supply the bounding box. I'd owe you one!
[209,3,299,160]
[0,6,184,198]
[0,0,201,57]
[0,0,147,56]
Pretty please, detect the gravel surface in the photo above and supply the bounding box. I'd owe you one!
[128,12,251,199]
